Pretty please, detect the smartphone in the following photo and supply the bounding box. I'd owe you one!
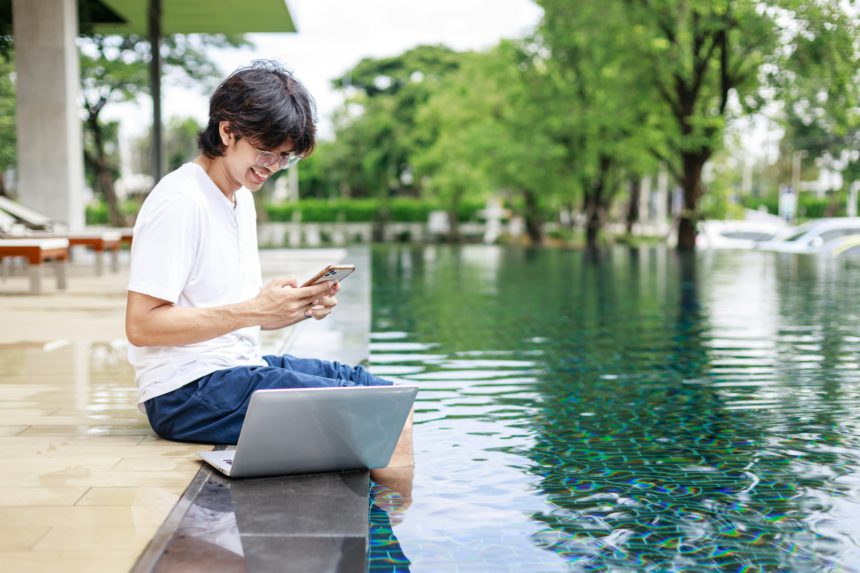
[301,264,356,287]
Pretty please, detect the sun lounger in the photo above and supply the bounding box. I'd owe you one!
[66,231,122,275]
[0,198,128,273]
[0,195,57,231]
[0,238,69,294]
[0,209,16,234]
[0,230,121,275]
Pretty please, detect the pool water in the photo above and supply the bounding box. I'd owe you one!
[366,245,860,573]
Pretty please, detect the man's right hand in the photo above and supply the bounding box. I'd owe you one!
[254,277,337,330]
[126,278,337,347]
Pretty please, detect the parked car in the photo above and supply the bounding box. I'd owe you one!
[820,234,860,258]
[755,218,860,254]
[697,219,786,249]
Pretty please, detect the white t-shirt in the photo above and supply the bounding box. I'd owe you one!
[128,162,267,405]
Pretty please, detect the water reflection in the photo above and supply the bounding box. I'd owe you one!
[370,245,860,571]
[150,469,411,573]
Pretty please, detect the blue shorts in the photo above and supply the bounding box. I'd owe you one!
[144,354,392,444]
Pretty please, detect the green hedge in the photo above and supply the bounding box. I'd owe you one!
[85,201,140,225]
[740,191,858,219]
[85,197,488,225]
[265,197,486,223]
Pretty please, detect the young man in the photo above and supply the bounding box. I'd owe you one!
[125,61,412,470]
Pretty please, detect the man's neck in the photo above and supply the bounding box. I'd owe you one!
[194,155,238,205]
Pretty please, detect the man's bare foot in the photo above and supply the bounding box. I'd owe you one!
[370,464,414,525]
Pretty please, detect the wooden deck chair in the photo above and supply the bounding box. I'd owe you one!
[0,238,69,294]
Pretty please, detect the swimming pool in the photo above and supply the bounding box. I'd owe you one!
[366,245,860,572]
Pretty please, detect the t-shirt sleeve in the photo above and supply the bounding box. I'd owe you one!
[128,192,202,304]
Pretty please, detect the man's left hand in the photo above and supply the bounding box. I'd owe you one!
[305,281,340,320]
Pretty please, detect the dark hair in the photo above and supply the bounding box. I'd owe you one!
[198,60,317,158]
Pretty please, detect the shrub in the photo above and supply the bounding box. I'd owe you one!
[297,199,339,222]
[739,191,853,219]
[85,203,109,225]
[84,201,140,226]
[265,203,297,222]
[342,199,379,222]
[263,197,491,224]
[388,198,435,222]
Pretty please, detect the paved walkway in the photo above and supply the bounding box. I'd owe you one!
[0,247,368,572]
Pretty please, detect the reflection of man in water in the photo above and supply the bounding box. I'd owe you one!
[160,471,414,571]
[369,470,413,572]
[156,479,245,572]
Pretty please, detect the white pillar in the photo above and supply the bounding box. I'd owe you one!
[13,0,85,231]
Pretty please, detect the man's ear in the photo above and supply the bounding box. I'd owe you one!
[218,121,233,147]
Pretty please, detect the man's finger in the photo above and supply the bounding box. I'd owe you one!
[299,282,335,298]
[273,276,298,288]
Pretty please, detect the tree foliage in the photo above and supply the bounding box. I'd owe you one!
[538,0,665,246]
[771,1,860,185]
[328,45,463,201]
[0,54,15,196]
[414,41,568,242]
[79,33,250,225]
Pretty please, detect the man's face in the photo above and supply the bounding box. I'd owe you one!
[218,122,298,193]
[227,137,296,192]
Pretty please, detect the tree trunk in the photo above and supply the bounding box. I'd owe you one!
[447,208,461,243]
[444,190,462,242]
[523,188,543,245]
[824,191,839,217]
[86,116,126,227]
[625,177,641,235]
[677,153,705,252]
[585,193,600,249]
[585,155,612,250]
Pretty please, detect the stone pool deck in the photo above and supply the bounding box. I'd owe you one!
[0,247,371,572]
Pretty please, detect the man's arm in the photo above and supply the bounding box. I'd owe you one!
[126,278,335,347]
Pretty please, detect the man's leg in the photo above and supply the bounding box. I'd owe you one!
[370,407,415,515]
[270,354,415,469]
[386,407,413,467]
[262,354,390,387]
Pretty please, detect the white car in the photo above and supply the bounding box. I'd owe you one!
[756,218,860,254]
[697,220,786,249]
[820,234,860,257]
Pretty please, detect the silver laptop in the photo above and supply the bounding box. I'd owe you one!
[197,384,418,478]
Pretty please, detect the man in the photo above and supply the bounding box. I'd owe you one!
[125,61,412,470]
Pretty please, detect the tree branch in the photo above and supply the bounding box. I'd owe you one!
[649,147,682,181]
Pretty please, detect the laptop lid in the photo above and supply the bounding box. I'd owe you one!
[226,384,418,479]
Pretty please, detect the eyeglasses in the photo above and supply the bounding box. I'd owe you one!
[255,148,302,170]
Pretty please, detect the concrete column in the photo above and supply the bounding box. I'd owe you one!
[13,0,85,231]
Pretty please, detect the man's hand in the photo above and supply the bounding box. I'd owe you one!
[254,277,337,330]
[126,277,339,347]
[306,281,340,321]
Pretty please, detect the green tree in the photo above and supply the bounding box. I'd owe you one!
[329,45,464,201]
[79,33,250,226]
[0,3,10,63]
[588,0,781,250]
[165,116,202,173]
[133,115,205,176]
[0,54,15,197]
[771,1,859,193]
[415,42,567,243]
[295,141,339,199]
[538,0,663,248]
